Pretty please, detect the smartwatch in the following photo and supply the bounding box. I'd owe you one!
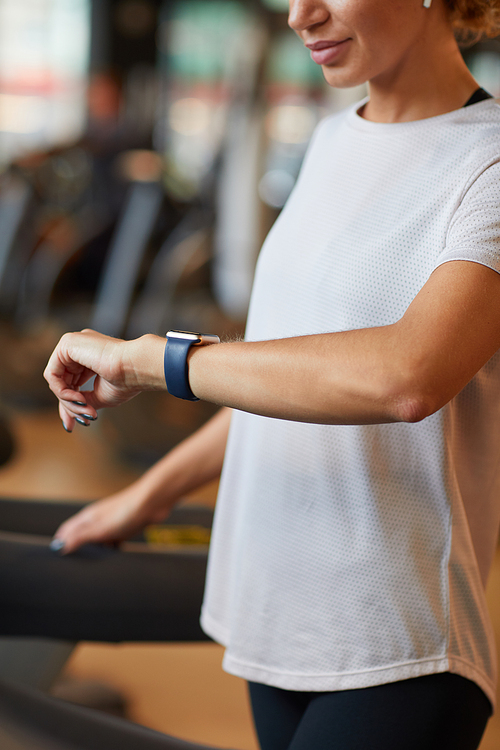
[164,330,220,400]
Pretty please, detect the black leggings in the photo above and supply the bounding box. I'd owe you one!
[248,672,492,750]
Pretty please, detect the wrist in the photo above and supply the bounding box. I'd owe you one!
[164,331,220,400]
[124,471,172,523]
[123,334,167,391]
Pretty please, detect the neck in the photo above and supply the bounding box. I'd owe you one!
[362,14,478,123]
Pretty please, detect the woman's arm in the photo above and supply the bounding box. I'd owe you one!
[188,261,500,424]
[52,407,231,554]
[44,260,500,428]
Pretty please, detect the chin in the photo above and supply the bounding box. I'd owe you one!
[321,68,368,90]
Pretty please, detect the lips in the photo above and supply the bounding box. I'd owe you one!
[306,39,351,66]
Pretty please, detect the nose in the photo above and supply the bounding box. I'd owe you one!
[288,0,330,33]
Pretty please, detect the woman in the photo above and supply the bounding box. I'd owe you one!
[44,1,500,748]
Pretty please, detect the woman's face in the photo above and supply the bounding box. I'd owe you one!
[288,0,441,89]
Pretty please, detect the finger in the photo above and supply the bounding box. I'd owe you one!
[57,379,109,413]
[45,370,91,405]
[57,525,117,555]
[51,535,81,555]
[52,512,95,554]
[59,401,97,430]
[59,398,98,423]
[44,346,95,403]
[59,402,75,433]
[55,383,94,405]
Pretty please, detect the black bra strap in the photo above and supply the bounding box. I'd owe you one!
[464,87,494,107]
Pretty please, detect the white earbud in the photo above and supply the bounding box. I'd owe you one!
[423,0,432,6]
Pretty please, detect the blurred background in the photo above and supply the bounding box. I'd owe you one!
[0,0,497,466]
[0,2,497,749]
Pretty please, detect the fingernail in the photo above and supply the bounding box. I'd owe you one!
[82,414,97,421]
[62,423,72,434]
[72,401,87,406]
[50,539,65,552]
[75,417,90,427]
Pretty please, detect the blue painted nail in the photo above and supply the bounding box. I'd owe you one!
[75,417,90,427]
[50,539,65,552]
[62,423,72,434]
[82,414,97,421]
[72,401,87,406]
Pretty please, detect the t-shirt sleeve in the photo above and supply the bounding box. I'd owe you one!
[435,159,500,275]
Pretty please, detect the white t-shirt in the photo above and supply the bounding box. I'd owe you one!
[200,99,500,708]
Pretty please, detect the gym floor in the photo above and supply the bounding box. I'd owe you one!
[0,406,499,750]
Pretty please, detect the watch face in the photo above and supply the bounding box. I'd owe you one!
[167,330,220,345]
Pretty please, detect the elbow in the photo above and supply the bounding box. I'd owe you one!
[385,370,440,424]
[381,351,445,425]
[392,393,435,423]
[388,370,449,423]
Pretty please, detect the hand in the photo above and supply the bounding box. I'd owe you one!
[50,485,168,555]
[43,329,166,431]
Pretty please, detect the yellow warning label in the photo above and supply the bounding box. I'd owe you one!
[144,524,211,547]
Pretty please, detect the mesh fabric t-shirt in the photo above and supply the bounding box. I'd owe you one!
[201,99,500,707]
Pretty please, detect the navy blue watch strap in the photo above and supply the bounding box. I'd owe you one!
[164,336,200,401]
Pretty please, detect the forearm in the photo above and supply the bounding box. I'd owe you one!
[45,263,500,429]
[187,328,413,426]
[185,264,500,425]
[126,330,407,425]
[126,407,231,519]
[115,327,421,425]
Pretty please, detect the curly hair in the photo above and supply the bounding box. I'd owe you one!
[445,0,500,42]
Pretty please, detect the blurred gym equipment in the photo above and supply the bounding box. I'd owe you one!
[0,497,211,718]
[0,497,211,643]
[89,151,165,338]
[0,676,237,750]
[0,171,36,318]
[0,413,15,468]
